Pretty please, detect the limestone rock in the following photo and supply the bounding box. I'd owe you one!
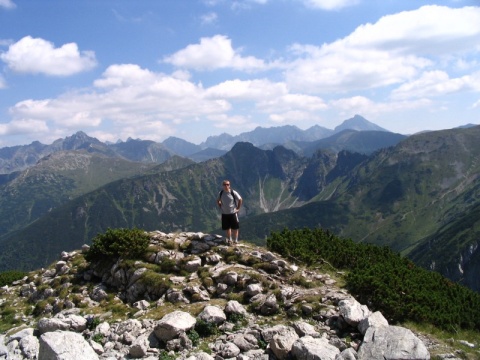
[357,325,430,360]
[339,297,371,327]
[291,335,340,360]
[154,311,196,342]
[39,331,99,360]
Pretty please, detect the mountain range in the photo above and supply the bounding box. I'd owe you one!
[0,115,399,175]
[1,115,480,295]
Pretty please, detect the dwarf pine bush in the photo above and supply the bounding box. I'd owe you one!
[85,228,150,262]
[267,227,480,331]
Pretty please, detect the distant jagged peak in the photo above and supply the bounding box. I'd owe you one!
[334,114,389,133]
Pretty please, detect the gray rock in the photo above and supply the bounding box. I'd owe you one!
[246,283,263,297]
[270,327,299,360]
[198,305,227,325]
[357,325,430,360]
[39,330,99,360]
[186,351,215,360]
[232,333,259,351]
[358,311,389,335]
[224,300,248,316]
[19,334,40,359]
[261,324,292,343]
[291,336,340,360]
[37,318,70,334]
[129,333,150,358]
[336,347,358,360]
[292,321,319,337]
[216,341,241,358]
[154,310,196,342]
[184,256,202,272]
[338,298,371,327]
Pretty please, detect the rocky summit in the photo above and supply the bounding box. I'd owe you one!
[0,231,470,359]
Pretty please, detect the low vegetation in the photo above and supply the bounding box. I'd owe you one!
[84,227,150,262]
[267,227,480,332]
[0,271,27,287]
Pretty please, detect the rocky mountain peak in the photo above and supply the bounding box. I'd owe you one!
[334,115,388,133]
[0,231,461,359]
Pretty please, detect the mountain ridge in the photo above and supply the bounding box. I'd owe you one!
[0,115,398,174]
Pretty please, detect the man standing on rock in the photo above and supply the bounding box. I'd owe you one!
[217,180,243,244]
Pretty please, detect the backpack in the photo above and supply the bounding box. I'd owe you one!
[219,189,238,207]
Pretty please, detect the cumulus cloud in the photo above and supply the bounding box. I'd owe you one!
[206,79,287,100]
[346,5,480,56]
[0,36,97,76]
[0,0,16,9]
[331,96,432,120]
[301,0,359,11]
[391,71,480,100]
[0,118,48,136]
[258,93,327,113]
[163,35,267,71]
[285,5,480,94]
[8,64,233,142]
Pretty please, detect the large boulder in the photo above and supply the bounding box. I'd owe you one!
[291,336,340,360]
[358,311,389,335]
[338,297,371,327]
[39,330,99,360]
[154,310,196,342]
[197,305,227,325]
[270,327,299,360]
[357,325,430,360]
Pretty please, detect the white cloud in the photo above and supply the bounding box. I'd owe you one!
[287,44,427,93]
[391,71,480,100]
[285,5,480,94]
[301,0,359,11]
[0,0,16,9]
[200,12,218,25]
[0,74,6,89]
[8,64,233,142]
[331,96,432,120]
[346,5,480,56]
[163,35,267,71]
[269,110,318,124]
[0,118,48,136]
[0,36,97,76]
[258,93,327,113]
[207,113,254,130]
[206,79,286,100]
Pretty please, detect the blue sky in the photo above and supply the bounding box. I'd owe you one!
[1,0,479,147]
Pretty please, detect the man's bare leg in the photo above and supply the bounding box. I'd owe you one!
[233,229,239,243]
[226,229,232,243]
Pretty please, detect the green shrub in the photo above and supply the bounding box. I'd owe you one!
[195,319,220,337]
[187,329,200,346]
[158,350,176,360]
[33,300,50,317]
[92,333,104,344]
[86,316,101,330]
[0,270,27,287]
[267,227,480,332]
[85,228,150,262]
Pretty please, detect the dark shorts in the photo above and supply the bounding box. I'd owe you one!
[222,213,239,230]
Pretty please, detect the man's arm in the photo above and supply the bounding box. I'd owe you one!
[236,198,243,212]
